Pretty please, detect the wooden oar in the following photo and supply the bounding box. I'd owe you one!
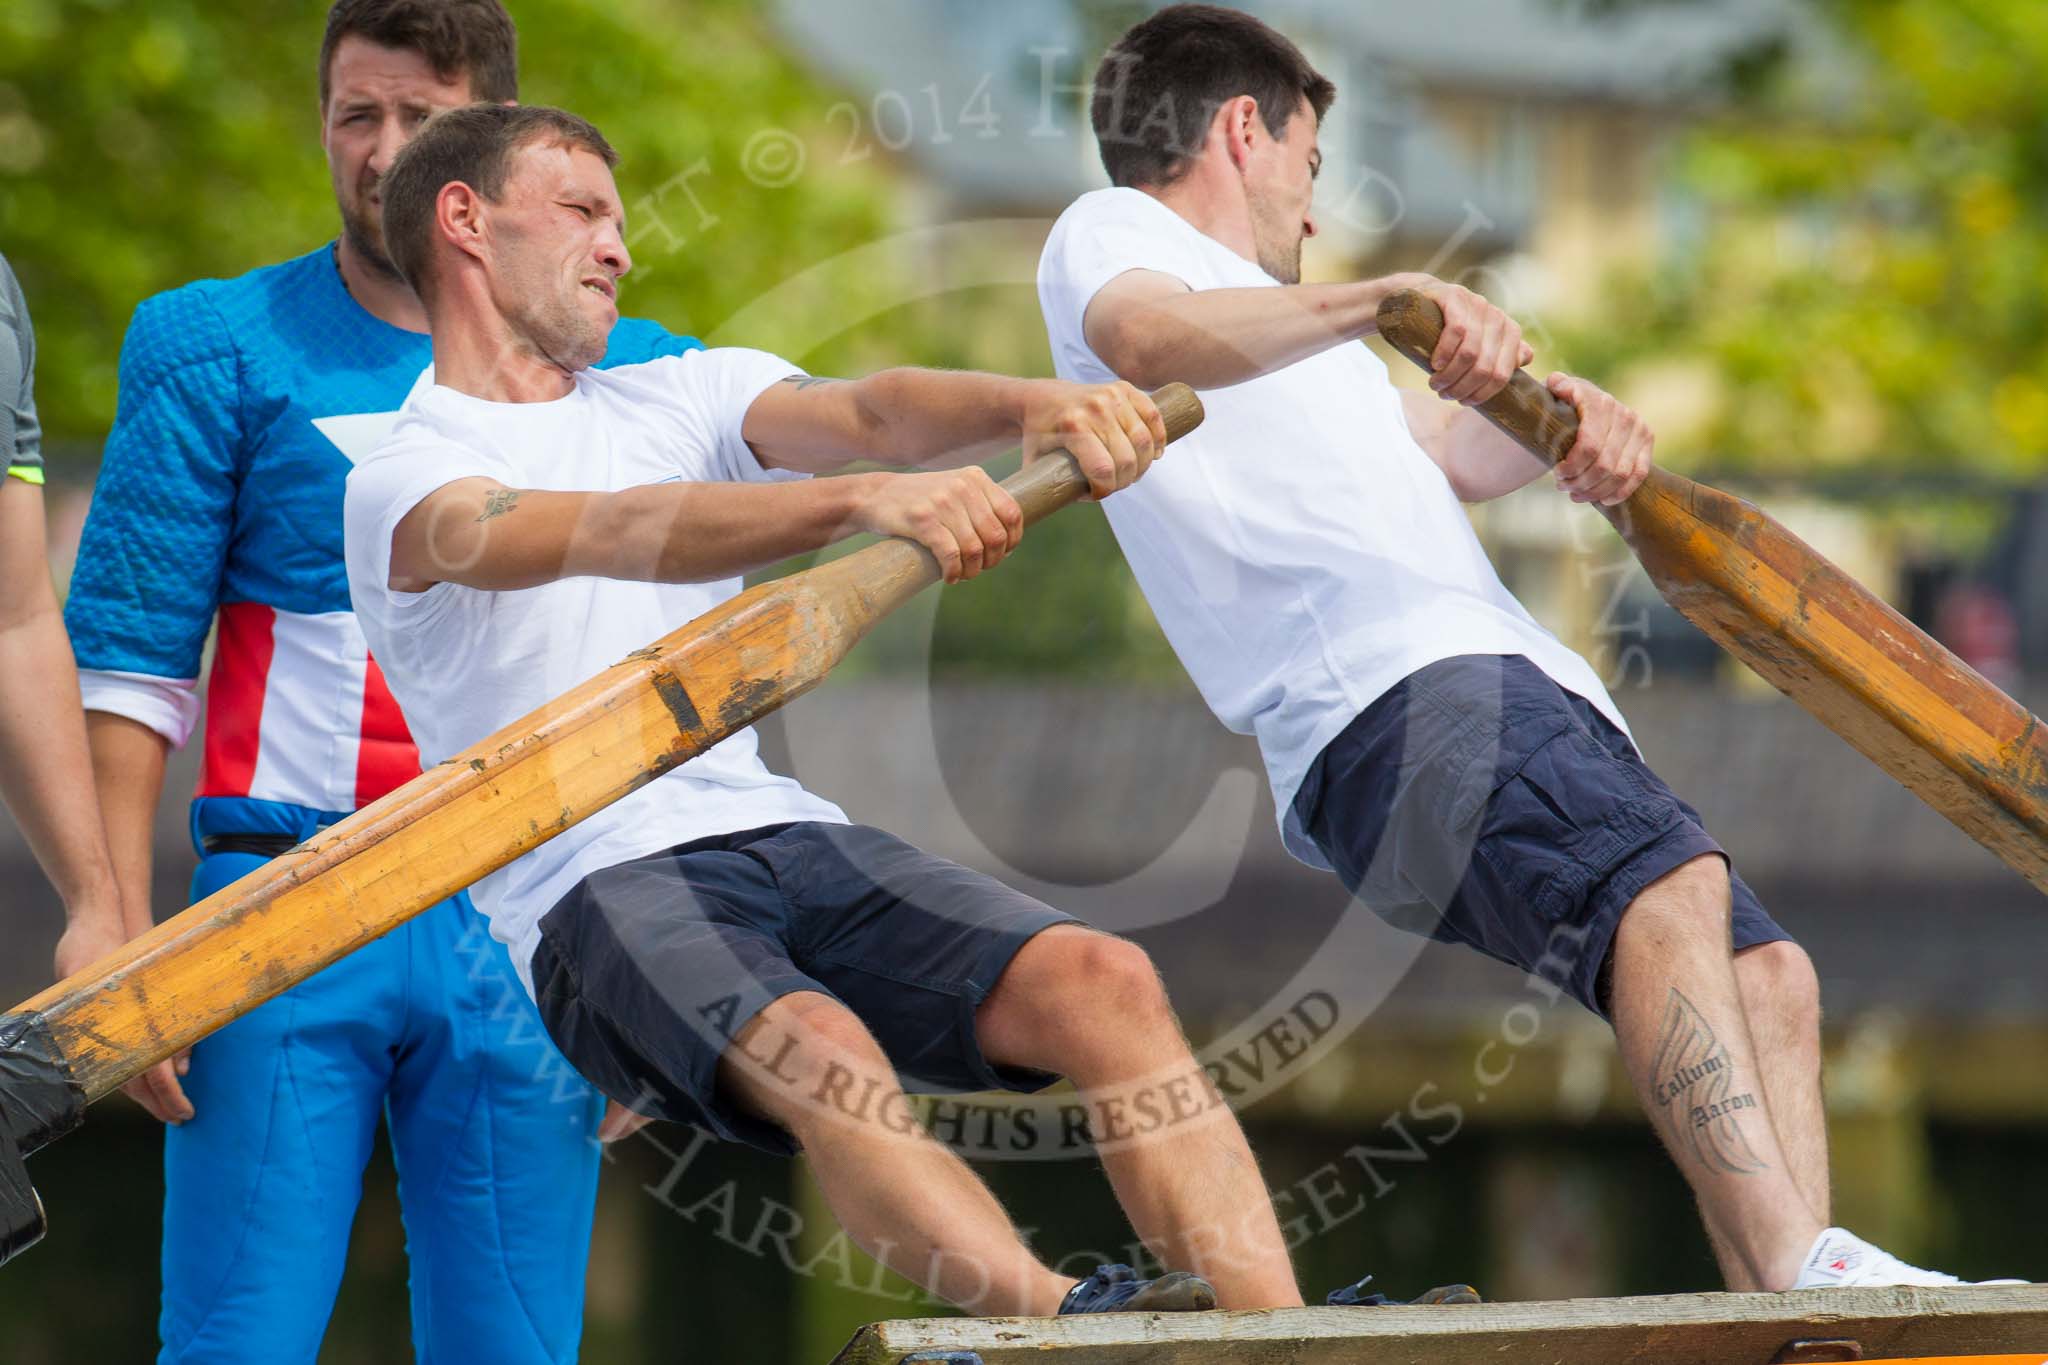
[1378,289,2048,894]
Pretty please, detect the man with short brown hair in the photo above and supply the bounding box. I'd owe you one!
[345,98,1301,1322]
[1039,2,2014,1294]
[63,4,690,1359]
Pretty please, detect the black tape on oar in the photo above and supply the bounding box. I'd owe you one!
[0,1012,85,1266]
[0,1013,84,1152]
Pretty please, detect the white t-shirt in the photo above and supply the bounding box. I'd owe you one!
[1036,187,1627,868]
[343,348,847,994]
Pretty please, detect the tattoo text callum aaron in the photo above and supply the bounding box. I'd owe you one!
[1648,988,1768,1176]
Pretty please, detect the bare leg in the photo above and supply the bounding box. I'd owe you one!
[720,991,1071,1316]
[1607,857,1822,1290]
[1734,940,1830,1224]
[977,926,1304,1309]
[1693,941,1830,1282]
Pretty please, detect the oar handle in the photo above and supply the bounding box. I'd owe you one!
[1376,290,1577,467]
[997,382,1204,525]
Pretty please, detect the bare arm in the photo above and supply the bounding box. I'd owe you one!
[1085,270,1404,391]
[1399,391,1549,502]
[81,711,168,945]
[76,710,195,1123]
[1086,261,1656,508]
[395,464,1040,590]
[1083,268,1534,400]
[0,478,191,1121]
[390,374,1167,591]
[0,480,122,930]
[391,474,895,593]
[1402,375,1658,507]
[742,372,1036,472]
[741,371,1167,501]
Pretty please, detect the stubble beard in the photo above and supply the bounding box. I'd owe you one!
[508,268,608,374]
[535,298,607,373]
[340,192,403,283]
[1259,237,1304,286]
[1248,187,1305,285]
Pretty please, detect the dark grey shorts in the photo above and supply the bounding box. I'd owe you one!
[1291,654,1792,1016]
[529,821,1075,1155]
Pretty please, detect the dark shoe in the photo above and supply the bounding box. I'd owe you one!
[1327,1274,1482,1306]
[1058,1263,1217,1314]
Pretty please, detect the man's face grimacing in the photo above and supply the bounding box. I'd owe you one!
[322,36,479,278]
[1243,97,1322,285]
[481,141,630,374]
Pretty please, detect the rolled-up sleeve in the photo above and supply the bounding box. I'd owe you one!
[0,254,41,484]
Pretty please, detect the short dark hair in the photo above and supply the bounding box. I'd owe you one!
[381,104,617,295]
[319,0,519,107]
[1091,4,1336,189]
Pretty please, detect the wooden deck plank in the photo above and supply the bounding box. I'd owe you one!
[830,1287,2048,1365]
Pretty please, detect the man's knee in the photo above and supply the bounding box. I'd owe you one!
[984,928,1172,1052]
[1736,939,1822,1038]
[1626,853,1732,932]
[721,991,890,1129]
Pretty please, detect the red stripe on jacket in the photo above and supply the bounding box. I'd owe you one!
[197,602,276,798]
[356,654,422,806]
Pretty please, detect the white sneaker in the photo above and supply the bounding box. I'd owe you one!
[1794,1226,2027,1289]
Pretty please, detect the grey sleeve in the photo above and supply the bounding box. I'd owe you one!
[0,254,41,474]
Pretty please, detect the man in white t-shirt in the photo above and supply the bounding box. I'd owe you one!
[340,102,1341,1319]
[1038,4,2015,1293]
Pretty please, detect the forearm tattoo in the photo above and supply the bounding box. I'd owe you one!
[1647,988,1769,1176]
[475,488,522,522]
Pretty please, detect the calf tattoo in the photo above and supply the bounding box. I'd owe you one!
[1648,988,1769,1176]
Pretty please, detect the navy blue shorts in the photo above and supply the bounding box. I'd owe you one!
[1291,654,1791,1017]
[530,821,1075,1155]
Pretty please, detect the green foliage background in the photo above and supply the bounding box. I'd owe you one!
[0,0,906,443]
[0,0,1179,679]
[1569,0,2048,475]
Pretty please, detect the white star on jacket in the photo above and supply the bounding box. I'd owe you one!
[312,409,402,464]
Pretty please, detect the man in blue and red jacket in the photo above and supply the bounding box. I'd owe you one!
[63,4,694,1360]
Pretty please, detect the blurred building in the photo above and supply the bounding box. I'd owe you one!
[771,0,1806,295]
